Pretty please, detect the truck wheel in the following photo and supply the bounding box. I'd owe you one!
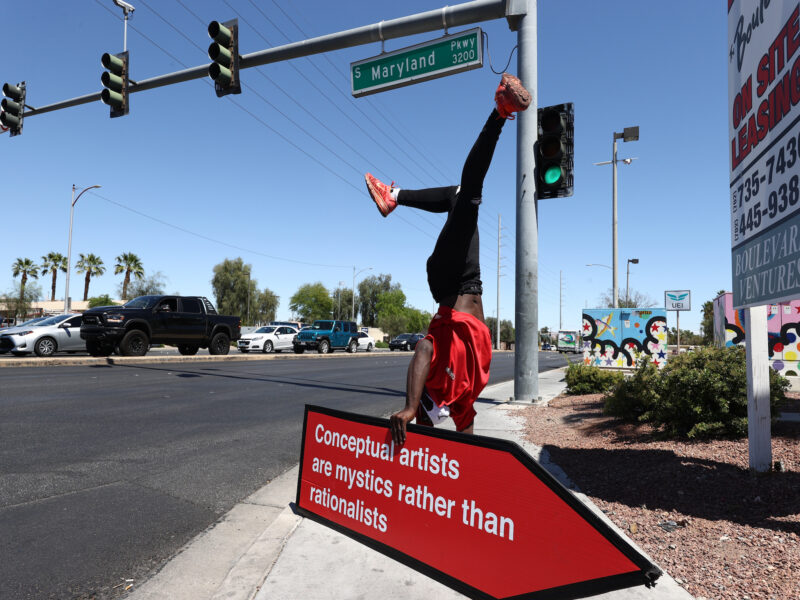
[209,332,230,355]
[347,339,358,353]
[87,341,114,357]
[119,330,149,356]
[178,344,199,356]
[34,337,57,357]
[318,339,331,354]
[263,340,274,354]
[293,345,305,354]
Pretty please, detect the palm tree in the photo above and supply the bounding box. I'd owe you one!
[41,252,67,302]
[11,258,39,301]
[75,253,106,301]
[114,252,144,300]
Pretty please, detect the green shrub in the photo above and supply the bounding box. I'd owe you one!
[564,363,625,395]
[604,357,661,421]
[604,346,789,439]
[375,341,389,349]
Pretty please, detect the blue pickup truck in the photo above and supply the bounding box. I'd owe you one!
[292,319,359,354]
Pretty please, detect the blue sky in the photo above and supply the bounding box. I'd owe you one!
[2,0,727,333]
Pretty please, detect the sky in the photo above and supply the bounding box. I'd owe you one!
[1,0,729,333]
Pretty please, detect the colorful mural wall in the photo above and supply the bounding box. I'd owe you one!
[582,308,669,369]
[713,291,800,376]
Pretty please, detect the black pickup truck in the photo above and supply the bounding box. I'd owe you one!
[80,295,241,357]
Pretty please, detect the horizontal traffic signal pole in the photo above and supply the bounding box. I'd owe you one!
[22,0,508,119]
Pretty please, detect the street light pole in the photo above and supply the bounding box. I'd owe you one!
[352,267,372,322]
[625,258,639,307]
[64,184,101,313]
[594,127,639,308]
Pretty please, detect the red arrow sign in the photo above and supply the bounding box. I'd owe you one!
[296,405,661,600]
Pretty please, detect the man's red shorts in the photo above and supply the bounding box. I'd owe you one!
[417,306,492,431]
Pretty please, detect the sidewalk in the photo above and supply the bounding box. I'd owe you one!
[130,368,693,600]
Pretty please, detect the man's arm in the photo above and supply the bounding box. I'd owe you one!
[390,338,433,445]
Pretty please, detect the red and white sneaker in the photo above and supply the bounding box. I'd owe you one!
[495,73,531,120]
[364,173,397,217]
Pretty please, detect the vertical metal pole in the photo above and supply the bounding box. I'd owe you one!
[559,270,562,330]
[677,311,681,354]
[514,0,538,402]
[497,214,501,350]
[351,266,356,321]
[64,185,75,314]
[625,260,630,307]
[612,135,619,308]
[123,12,129,52]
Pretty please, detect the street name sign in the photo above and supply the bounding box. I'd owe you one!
[351,28,483,97]
[664,290,691,311]
[729,2,800,308]
[296,405,661,600]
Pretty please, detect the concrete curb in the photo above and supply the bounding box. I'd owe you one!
[0,350,515,368]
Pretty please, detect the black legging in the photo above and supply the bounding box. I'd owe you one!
[397,109,506,303]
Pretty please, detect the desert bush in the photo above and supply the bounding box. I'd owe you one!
[564,363,624,395]
[603,357,661,421]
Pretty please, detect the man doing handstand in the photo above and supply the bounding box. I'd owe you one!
[364,73,531,446]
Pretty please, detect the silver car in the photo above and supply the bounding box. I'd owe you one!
[0,314,85,356]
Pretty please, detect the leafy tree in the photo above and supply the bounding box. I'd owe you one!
[332,286,354,320]
[404,306,432,333]
[377,312,409,339]
[597,287,656,308]
[667,327,704,346]
[124,271,167,298]
[75,253,106,301]
[501,320,516,343]
[254,288,279,324]
[358,274,395,327]
[3,282,42,321]
[114,252,144,300]
[701,289,726,346]
[88,294,118,308]
[40,252,67,302]
[376,288,406,318]
[211,258,250,320]
[290,282,333,323]
[11,258,39,304]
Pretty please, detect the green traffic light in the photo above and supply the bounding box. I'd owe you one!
[544,165,563,185]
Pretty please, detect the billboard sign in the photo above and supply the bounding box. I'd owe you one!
[729,2,800,308]
[296,405,661,600]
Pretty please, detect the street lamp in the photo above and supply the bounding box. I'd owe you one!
[594,126,639,308]
[352,267,372,322]
[64,184,101,313]
[337,281,345,320]
[625,258,639,307]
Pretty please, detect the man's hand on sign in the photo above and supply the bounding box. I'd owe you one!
[390,407,416,445]
[390,339,434,445]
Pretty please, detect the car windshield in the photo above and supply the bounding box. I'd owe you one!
[123,296,158,309]
[19,317,47,326]
[395,334,411,340]
[311,321,334,330]
[32,315,70,327]
[255,327,276,334]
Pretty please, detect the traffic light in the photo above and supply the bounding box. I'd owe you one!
[207,19,241,97]
[101,51,129,117]
[535,103,574,199]
[1,82,26,137]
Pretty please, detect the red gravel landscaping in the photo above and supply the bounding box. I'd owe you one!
[520,393,800,600]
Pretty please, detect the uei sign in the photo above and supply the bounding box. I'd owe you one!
[351,28,483,97]
[296,405,661,600]
[665,290,691,311]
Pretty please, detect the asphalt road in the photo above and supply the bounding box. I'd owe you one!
[0,351,577,599]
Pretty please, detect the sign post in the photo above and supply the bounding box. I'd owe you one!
[664,290,691,353]
[350,28,483,97]
[296,405,661,600]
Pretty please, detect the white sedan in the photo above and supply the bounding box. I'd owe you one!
[356,331,375,352]
[237,325,298,353]
[0,313,85,356]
